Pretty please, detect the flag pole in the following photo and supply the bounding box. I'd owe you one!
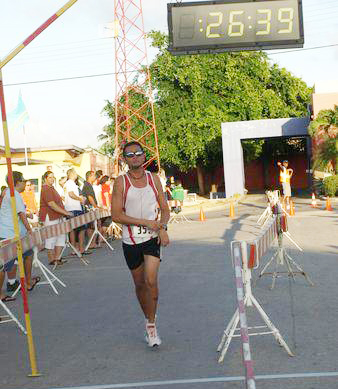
[23,125,28,166]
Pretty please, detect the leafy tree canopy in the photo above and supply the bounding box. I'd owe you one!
[101,30,312,172]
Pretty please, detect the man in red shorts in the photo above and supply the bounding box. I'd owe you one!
[111,141,170,347]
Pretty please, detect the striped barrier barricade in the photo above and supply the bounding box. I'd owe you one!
[0,239,27,334]
[84,209,115,253]
[257,190,291,228]
[0,296,27,335]
[256,205,314,289]
[103,206,122,238]
[31,239,67,296]
[11,228,67,297]
[0,209,116,265]
[230,241,256,389]
[217,216,294,382]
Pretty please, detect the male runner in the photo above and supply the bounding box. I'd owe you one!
[111,141,170,347]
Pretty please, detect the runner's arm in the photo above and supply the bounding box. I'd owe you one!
[152,174,170,246]
[111,176,161,231]
[152,173,170,225]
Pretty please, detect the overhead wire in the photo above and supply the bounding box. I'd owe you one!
[3,70,138,87]
[3,41,338,87]
[1,0,336,81]
[0,3,334,55]
[7,22,338,67]
[8,50,115,66]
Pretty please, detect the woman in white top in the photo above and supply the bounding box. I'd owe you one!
[56,176,67,202]
[64,168,86,254]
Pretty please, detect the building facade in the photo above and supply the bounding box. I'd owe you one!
[0,145,114,202]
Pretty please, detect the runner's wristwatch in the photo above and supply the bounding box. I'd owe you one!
[160,223,168,231]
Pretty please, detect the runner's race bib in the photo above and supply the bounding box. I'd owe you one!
[132,225,153,238]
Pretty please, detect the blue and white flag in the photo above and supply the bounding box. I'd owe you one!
[7,91,29,131]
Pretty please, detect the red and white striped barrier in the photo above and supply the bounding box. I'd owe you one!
[233,242,256,389]
[0,209,111,266]
[248,212,290,269]
[218,211,294,377]
[247,216,278,269]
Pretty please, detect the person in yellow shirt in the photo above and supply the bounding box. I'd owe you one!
[21,180,38,214]
[277,160,293,209]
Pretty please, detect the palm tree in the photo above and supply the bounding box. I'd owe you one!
[309,105,338,173]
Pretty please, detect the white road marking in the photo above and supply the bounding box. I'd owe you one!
[30,371,338,389]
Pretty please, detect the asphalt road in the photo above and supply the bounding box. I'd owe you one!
[1,195,337,389]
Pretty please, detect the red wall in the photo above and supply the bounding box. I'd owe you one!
[244,154,308,191]
[166,154,309,194]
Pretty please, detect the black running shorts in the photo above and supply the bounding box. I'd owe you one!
[122,237,161,270]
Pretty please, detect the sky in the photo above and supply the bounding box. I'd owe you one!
[0,0,337,150]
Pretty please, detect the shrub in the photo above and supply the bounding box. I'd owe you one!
[323,175,338,197]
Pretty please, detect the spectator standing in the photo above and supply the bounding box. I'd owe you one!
[56,176,67,202]
[159,169,167,193]
[21,180,38,214]
[82,171,98,209]
[100,175,113,237]
[93,170,103,207]
[0,171,39,296]
[100,175,111,208]
[277,160,293,209]
[64,168,86,254]
[82,171,100,248]
[39,171,73,265]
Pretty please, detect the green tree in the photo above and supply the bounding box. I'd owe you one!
[101,31,312,193]
[308,106,338,173]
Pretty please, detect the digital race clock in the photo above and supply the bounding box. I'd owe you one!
[168,0,304,55]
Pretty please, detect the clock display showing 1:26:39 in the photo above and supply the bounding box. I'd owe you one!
[168,0,304,54]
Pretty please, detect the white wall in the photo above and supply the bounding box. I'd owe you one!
[222,117,310,197]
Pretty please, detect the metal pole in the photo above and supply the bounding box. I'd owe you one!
[0,68,40,377]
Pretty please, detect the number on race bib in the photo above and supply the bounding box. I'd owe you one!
[132,225,153,238]
[138,226,147,235]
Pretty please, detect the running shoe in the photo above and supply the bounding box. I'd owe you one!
[145,322,162,347]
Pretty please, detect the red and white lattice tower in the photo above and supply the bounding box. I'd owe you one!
[113,0,160,174]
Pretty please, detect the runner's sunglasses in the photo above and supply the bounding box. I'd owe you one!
[123,150,144,158]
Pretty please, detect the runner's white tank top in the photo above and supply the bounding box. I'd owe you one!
[122,171,159,245]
